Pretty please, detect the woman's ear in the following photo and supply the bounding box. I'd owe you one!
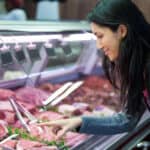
[118,24,127,39]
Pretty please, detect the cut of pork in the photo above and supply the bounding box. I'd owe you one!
[0,140,17,149]
[15,87,49,107]
[35,111,64,122]
[0,89,15,101]
[38,83,61,94]
[0,120,8,140]
[16,139,45,150]
[64,131,88,147]
[0,111,16,124]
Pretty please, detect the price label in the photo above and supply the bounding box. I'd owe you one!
[28,49,40,60]
[45,48,56,57]
[1,52,13,65]
[15,50,26,62]
[63,45,72,55]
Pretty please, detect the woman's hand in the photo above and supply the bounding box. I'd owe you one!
[38,117,82,139]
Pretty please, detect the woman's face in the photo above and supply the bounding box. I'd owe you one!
[91,22,124,61]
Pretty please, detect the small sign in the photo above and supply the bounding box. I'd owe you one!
[28,49,40,60]
[46,48,56,57]
[63,45,72,55]
[1,52,13,65]
[15,50,26,62]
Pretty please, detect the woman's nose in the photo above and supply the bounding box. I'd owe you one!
[96,41,103,50]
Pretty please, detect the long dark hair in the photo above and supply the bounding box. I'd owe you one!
[87,0,150,114]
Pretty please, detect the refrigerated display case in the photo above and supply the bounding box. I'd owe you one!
[0,21,99,88]
[0,21,149,150]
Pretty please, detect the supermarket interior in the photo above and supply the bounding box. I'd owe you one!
[0,0,150,150]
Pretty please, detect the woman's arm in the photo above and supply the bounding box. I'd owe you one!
[79,106,145,135]
[39,100,145,138]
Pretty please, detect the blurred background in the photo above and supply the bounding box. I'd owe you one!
[0,0,150,22]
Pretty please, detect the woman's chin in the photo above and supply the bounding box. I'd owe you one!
[108,57,115,62]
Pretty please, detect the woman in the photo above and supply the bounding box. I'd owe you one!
[40,0,150,139]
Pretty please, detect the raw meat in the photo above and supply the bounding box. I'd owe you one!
[15,87,49,106]
[16,139,44,150]
[0,120,8,140]
[0,140,17,149]
[35,111,64,122]
[0,89,15,100]
[64,132,88,147]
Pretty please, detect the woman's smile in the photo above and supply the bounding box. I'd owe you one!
[103,48,109,56]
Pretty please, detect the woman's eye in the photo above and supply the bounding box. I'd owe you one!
[97,35,103,39]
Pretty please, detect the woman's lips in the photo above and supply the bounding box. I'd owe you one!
[104,49,109,56]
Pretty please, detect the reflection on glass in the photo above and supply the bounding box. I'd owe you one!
[44,41,84,69]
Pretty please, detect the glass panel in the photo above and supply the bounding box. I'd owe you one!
[15,50,26,63]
